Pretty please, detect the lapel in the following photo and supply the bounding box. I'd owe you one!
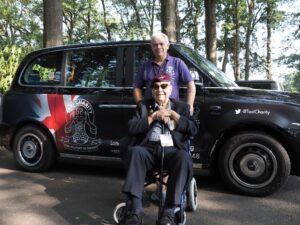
[143,99,181,118]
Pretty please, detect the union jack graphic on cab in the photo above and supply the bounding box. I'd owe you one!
[33,94,101,152]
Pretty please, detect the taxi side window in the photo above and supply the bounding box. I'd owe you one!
[22,52,62,85]
[167,49,202,83]
[65,47,117,88]
[133,45,152,78]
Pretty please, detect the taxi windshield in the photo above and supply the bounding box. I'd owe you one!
[174,44,238,87]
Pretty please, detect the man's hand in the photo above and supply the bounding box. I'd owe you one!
[148,108,168,124]
[149,108,180,125]
[186,81,196,115]
[133,88,143,103]
[157,108,170,123]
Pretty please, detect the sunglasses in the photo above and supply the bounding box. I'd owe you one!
[152,83,169,90]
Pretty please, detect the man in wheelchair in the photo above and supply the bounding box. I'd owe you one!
[121,74,198,225]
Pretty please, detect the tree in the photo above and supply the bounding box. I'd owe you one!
[218,0,238,74]
[63,0,116,43]
[0,0,299,92]
[161,0,177,41]
[264,0,284,79]
[0,45,22,93]
[177,0,204,50]
[233,0,241,80]
[278,10,300,92]
[43,0,63,47]
[279,53,300,92]
[204,0,217,64]
[111,0,158,39]
[244,0,254,80]
[63,0,80,43]
[0,1,42,92]
[0,0,43,47]
[242,0,277,80]
[266,0,273,79]
[100,0,111,40]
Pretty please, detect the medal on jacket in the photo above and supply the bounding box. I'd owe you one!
[167,120,175,131]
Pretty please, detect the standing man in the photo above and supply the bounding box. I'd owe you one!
[133,32,196,115]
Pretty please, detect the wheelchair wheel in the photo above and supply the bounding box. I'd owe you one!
[186,177,198,211]
[174,207,186,225]
[113,202,126,224]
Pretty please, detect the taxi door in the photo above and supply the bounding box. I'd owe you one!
[56,46,126,158]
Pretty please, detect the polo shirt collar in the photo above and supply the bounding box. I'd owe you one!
[151,54,170,65]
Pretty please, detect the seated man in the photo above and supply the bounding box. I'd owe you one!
[121,74,198,225]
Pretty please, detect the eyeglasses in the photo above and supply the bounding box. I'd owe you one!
[152,83,169,90]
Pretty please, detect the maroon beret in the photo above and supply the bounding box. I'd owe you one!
[152,73,171,85]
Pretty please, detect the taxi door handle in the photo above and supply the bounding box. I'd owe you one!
[209,105,221,113]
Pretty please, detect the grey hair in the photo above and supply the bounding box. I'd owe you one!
[151,32,169,45]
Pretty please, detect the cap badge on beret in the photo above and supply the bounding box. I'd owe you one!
[152,73,171,84]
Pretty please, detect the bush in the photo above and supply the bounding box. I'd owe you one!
[291,72,300,93]
[0,45,22,93]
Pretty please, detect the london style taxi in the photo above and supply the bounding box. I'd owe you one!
[0,41,300,197]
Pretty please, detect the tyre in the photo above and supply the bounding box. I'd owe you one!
[113,202,126,224]
[186,177,198,211]
[219,132,290,196]
[13,125,57,172]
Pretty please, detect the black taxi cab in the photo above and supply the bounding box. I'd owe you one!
[1,41,300,196]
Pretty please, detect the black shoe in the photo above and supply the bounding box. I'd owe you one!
[120,210,142,225]
[157,215,175,225]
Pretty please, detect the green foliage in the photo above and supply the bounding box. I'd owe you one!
[0,0,43,47]
[278,54,300,92]
[279,54,300,70]
[110,0,159,39]
[0,0,299,92]
[291,73,300,93]
[282,72,300,93]
[63,0,115,43]
[0,1,41,92]
[178,0,205,50]
[0,45,22,93]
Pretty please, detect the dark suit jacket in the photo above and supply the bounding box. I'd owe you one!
[128,99,198,151]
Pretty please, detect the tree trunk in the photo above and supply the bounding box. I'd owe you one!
[233,0,241,80]
[192,0,201,50]
[175,2,181,43]
[266,0,273,79]
[244,0,256,80]
[101,0,111,41]
[222,29,229,73]
[150,0,156,35]
[161,0,177,41]
[86,2,91,42]
[204,0,217,64]
[245,27,251,80]
[43,0,63,47]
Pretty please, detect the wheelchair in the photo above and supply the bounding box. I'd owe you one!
[113,141,198,225]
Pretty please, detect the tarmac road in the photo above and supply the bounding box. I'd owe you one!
[0,148,299,225]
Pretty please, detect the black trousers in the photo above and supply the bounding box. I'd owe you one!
[122,144,193,206]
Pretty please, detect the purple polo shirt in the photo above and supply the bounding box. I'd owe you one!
[133,54,193,100]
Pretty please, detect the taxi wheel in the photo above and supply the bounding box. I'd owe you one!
[219,132,290,196]
[13,125,57,172]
